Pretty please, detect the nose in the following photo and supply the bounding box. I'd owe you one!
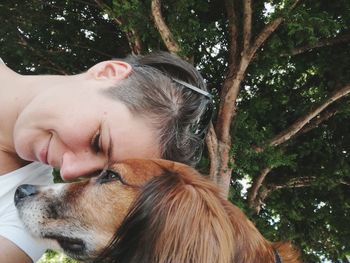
[14,184,38,206]
[60,152,107,181]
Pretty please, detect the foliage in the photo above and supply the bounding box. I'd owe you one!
[37,250,77,263]
[0,0,129,74]
[1,0,349,262]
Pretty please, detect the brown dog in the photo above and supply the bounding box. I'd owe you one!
[15,159,301,263]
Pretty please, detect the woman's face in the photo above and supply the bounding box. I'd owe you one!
[13,61,161,180]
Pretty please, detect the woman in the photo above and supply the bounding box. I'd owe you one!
[0,52,212,262]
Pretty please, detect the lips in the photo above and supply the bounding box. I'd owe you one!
[39,134,52,164]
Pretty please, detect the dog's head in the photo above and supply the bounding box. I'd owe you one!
[15,159,235,262]
[15,159,301,263]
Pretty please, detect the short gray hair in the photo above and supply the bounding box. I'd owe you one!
[103,52,211,166]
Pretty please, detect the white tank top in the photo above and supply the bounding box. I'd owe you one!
[0,162,53,262]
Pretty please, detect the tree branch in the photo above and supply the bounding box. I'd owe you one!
[243,0,252,52]
[248,17,282,57]
[251,176,316,214]
[94,0,142,55]
[252,176,350,214]
[248,0,301,59]
[223,0,239,77]
[340,181,350,187]
[247,167,272,208]
[269,176,317,190]
[281,33,350,57]
[249,105,347,212]
[213,0,301,196]
[216,0,240,140]
[297,107,340,135]
[266,83,350,148]
[151,0,181,54]
[218,0,302,142]
[206,123,219,182]
[204,0,240,196]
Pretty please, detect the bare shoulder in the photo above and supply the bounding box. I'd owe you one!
[0,236,32,263]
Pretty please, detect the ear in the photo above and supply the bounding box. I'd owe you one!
[88,61,132,81]
[153,181,235,263]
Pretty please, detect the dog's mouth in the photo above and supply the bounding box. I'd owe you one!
[45,235,86,256]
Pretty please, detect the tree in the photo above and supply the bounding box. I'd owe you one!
[1,0,349,262]
[0,0,130,74]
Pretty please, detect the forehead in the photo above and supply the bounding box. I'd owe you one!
[102,99,161,162]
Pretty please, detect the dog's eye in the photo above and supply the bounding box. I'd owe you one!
[98,170,122,184]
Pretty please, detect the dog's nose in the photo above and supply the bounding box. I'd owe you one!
[14,184,38,206]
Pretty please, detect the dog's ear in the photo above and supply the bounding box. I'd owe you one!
[94,169,177,263]
[96,170,235,263]
[152,172,235,263]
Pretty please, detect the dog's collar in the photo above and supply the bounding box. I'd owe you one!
[274,250,282,263]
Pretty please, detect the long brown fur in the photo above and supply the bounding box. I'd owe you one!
[97,159,302,263]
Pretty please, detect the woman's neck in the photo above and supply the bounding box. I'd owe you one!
[0,66,30,172]
[0,64,24,153]
[0,65,35,172]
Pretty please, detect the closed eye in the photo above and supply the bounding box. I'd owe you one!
[91,131,101,153]
[97,170,123,184]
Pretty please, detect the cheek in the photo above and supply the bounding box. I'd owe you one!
[53,116,98,149]
[13,126,43,161]
[13,96,60,160]
[15,91,99,152]
[53,130,87,151]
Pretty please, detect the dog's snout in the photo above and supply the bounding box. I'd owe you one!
[14,184,38,206]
